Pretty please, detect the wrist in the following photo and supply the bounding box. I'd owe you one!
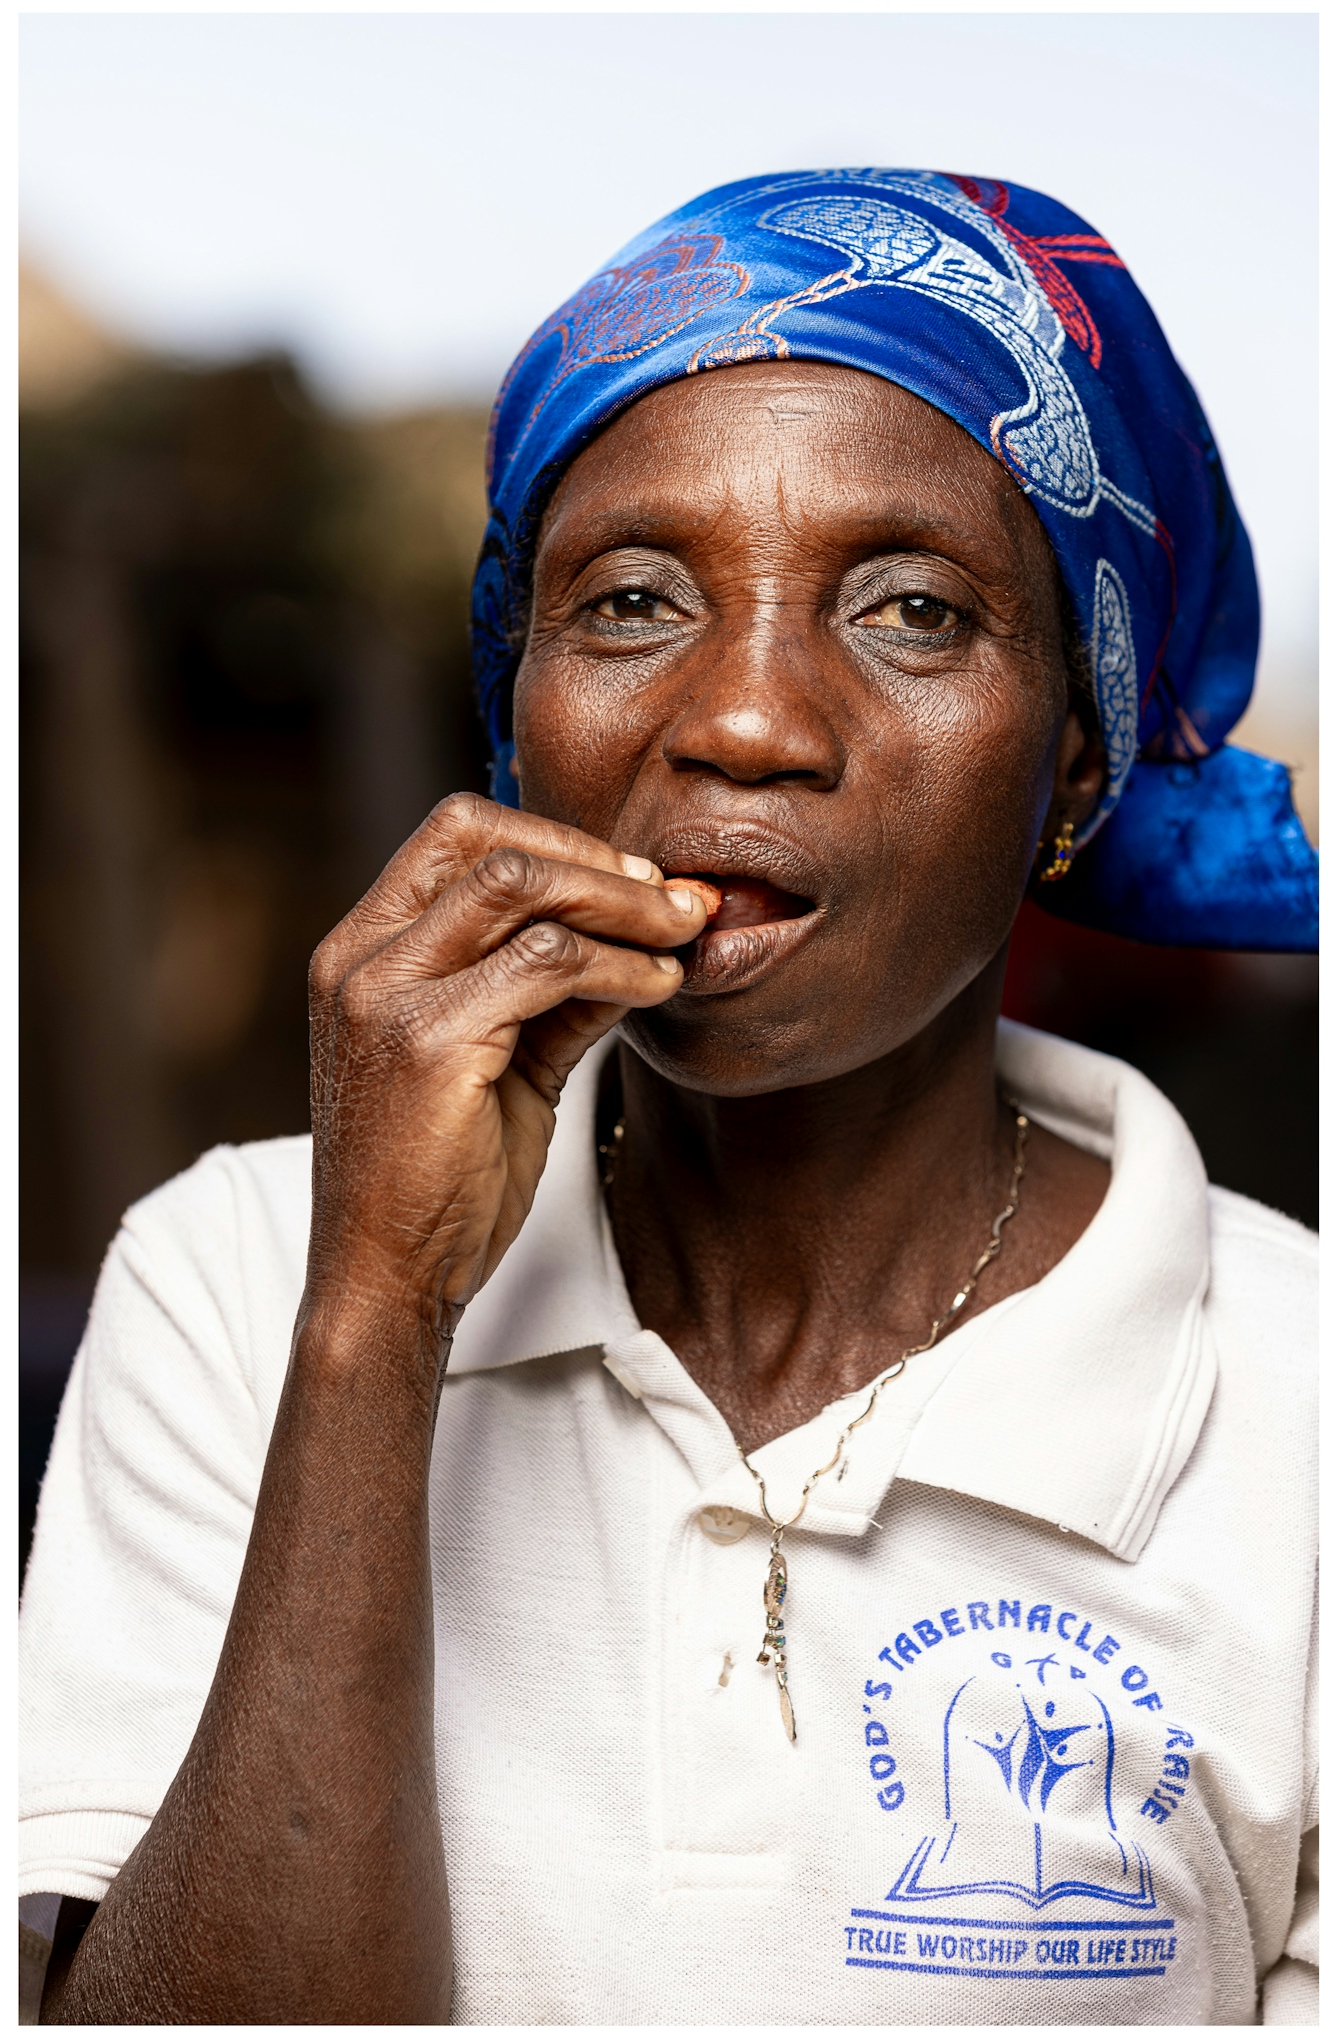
[292,1274,463,1407]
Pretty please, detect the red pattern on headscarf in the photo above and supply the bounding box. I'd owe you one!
[948,175,1124,370]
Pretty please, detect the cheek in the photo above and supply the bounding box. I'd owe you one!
[511,657,644,833]
[852,668,1061,953]
[880,659,1058,834]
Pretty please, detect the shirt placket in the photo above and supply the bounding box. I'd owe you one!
[657,1482,800,1892]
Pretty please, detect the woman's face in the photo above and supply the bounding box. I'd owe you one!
[513,361,1103,1095]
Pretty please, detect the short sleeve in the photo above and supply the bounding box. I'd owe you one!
[18,1139,309,1902]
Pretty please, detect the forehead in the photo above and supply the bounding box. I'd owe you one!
[538,360,1041,561]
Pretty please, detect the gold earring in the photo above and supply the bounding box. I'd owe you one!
[1037,818,1075,883]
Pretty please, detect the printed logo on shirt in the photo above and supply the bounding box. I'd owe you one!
[844,1593,1193,1985]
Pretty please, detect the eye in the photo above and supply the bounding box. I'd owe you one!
[859,593,961,633]
[590,587,679,623]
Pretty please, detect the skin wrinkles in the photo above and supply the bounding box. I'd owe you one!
[515,362,1109,1447]
[41,359,1110,2025]
[517,366,1087,1086]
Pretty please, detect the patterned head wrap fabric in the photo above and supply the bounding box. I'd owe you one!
[473,170,1317,951]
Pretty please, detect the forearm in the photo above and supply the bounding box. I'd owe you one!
[40,799,691,2023]
[44,1302,453,2025]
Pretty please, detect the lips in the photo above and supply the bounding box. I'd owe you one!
[656,850,821,995]
[670,872,814,931]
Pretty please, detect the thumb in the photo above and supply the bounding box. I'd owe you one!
[510,998,630,1109]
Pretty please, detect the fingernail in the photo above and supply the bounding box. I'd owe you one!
[665,886,698,915]
[652,953,680,972]
[621,854,660,884]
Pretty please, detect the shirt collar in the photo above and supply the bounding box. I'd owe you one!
[448,1021,1214,1562]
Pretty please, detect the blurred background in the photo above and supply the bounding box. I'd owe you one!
[20,11,1318,1573]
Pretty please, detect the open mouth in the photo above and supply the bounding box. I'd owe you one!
[668,872,815,931]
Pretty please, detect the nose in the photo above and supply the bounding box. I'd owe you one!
[659,605,847,790]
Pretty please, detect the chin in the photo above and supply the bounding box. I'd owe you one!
[617,930,1011,1099]
[617,996,887,1099]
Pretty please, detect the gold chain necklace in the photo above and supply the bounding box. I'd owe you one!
[600,1103,1029,1743]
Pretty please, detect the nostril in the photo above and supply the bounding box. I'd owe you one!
[667,754,830,788]
[660,690,845,790]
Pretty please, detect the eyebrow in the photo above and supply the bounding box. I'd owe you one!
[539,502,1000,564]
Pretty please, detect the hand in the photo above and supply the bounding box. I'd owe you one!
[300,793,707,1384]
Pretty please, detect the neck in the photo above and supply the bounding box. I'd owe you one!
[609,953,1019,1452]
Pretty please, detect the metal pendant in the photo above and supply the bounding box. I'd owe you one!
[757,1539,797,1742]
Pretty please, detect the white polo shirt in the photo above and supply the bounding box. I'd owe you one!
[19,1022,1317,2026]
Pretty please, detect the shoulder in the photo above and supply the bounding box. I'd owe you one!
[124,1133,311,1240]
[1206,1182,1316,1263]
[107,1135,312,1420]
[1206,1183,1316,1301]
[1203,1183,1316,1391]
[119,1135,312,1286]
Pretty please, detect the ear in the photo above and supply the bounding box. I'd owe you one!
[1041,700,1106,842]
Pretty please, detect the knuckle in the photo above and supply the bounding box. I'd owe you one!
[472,845,539,906]
[308,937,346,1001]
[334,963,382,1030]
[510,919,582,972]
[431,789,487,835]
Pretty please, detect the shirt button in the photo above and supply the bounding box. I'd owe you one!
[698,1504,752,1545]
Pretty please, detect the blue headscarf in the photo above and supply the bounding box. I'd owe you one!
[473,170,1317,951]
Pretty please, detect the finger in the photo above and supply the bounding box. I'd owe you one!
[366,847,707,989]
[432,920,682,1049]
[359,793,663,935]
[478,1056,601,1292]
[511,997,629,1106]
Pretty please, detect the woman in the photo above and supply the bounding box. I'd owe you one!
[20,170,1317,2025]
